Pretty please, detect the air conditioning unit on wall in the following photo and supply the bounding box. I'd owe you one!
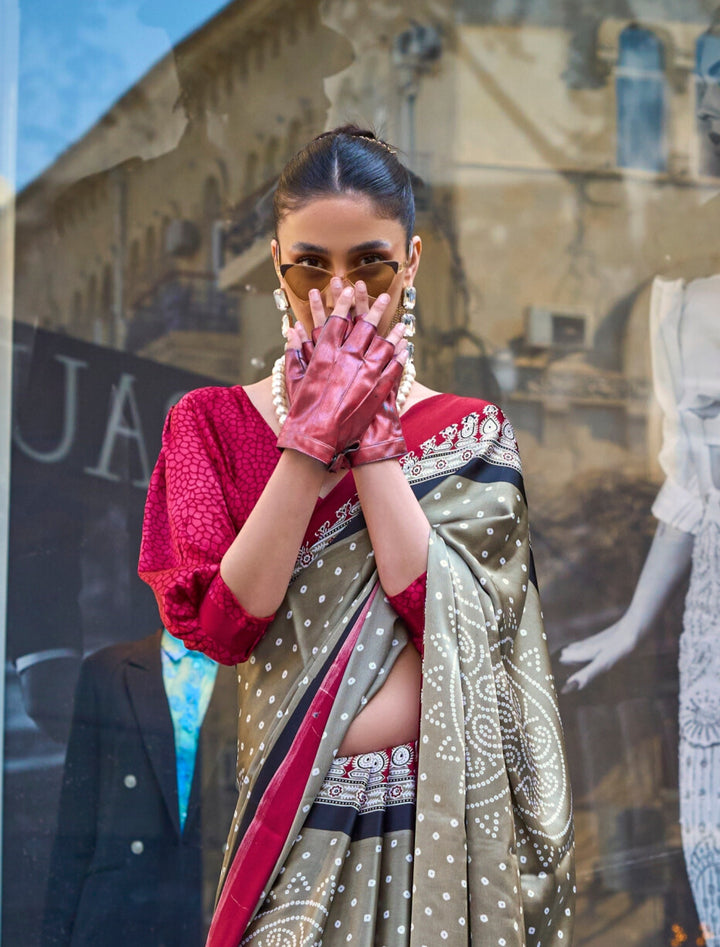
[526,307,590,350]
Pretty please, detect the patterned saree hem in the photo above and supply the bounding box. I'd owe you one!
[240,742,418,946]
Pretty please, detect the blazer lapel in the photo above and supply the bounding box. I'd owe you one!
[125,631,181,838]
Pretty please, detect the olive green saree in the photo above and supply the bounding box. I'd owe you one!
[201,396,574,946]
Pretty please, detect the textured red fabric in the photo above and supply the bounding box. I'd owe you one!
[387,571,427,655]
[139,387,489,665]
[139,387,280,664]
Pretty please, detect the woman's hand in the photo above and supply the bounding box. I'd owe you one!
[278,281,408,470]
[558,618,643,693]
[283,279,408,468]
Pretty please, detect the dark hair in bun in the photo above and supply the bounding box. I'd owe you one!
[273,124,415,243]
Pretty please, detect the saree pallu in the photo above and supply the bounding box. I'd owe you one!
[207,403,575,947]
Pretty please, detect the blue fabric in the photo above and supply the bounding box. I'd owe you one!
[161,629,218,830]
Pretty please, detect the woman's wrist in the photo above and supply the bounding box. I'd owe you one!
[280,446,327,473]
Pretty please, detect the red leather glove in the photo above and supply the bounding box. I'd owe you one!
[284,326,322,406]
[283,321,407,469]
[278,315,405,470]
[348,376,406,467]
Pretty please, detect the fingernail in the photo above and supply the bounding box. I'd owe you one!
[309,288,320,301]
[342,286,353,297]
[331,277,343,290]
[377,293,390,304]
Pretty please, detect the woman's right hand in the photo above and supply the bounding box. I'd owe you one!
[558,618,643,693]
[278,284,407,470]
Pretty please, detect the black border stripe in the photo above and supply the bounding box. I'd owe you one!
[237,590,373,840]
[303,800,416,841]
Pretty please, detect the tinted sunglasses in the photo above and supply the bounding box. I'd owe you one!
[279,260,407,301]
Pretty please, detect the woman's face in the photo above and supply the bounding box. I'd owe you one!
[272,193,421,337]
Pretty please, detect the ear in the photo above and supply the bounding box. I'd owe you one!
[404,235,422,285]
[271,239,281,278]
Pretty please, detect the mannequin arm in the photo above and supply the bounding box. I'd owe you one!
[559,521,693,692]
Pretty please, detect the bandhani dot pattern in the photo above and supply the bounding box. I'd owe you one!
[139,388,575,946]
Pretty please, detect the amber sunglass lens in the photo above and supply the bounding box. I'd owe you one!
[283,266,331,300]
[349,262,396,297]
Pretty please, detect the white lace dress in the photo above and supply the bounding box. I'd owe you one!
[651,276,720,943]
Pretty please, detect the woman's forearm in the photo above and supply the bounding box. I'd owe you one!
[220,449,325,617]
[352,460,430,597]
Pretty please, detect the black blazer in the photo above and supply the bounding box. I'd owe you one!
[41,631,237,947]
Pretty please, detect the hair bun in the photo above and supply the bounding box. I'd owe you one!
[314,125,397,155]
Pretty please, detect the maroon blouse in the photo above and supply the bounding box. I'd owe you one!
[139,386,475,664]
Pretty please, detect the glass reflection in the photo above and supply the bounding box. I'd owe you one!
[41,630,236,946]
[4,1,720,944]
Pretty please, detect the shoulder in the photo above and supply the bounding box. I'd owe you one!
[164,385,266,445]
[81,632,160,680]
[402,393,523,479]
[170,385,252,423]
[408,392,515,439]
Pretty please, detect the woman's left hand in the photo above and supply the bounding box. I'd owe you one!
[284,279,409,467]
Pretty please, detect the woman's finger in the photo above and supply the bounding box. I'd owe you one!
[330,277,344,310]
[308,288,328,331]
[331,284,355,319]
[284,323,304,350]
[363,292,391,329]
[354,280,369,318]
[293,319,310,345]
[385,320,406,349]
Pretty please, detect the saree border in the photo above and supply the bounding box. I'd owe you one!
[293,405,523,579]
[207,589,378,947]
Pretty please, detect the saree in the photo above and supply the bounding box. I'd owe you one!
[195,396,575,947]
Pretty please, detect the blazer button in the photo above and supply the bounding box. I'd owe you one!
[130,840,144,855]
[124,774,137,789]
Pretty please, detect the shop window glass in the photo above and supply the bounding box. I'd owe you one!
[695,29,720,177]
[3,4,720,946]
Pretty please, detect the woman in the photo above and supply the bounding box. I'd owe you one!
[139,126,574,947]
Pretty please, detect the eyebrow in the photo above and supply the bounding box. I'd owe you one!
[289,240,393,254]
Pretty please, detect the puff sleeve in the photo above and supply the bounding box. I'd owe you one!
[387,572,427,655]
[649,277,705,535]
[139,390,275,665]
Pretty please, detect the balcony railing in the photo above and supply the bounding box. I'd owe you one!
[126,271,239,353]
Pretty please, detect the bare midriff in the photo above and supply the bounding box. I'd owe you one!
[337,641,422,756]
